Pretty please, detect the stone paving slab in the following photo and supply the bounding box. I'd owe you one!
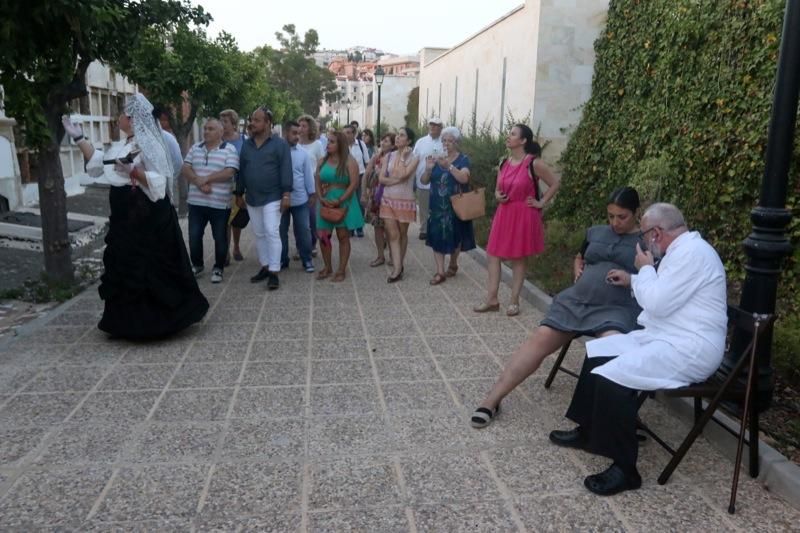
[0,224,799,531]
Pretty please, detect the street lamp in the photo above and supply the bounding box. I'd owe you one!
[375,65,385,138]
[726,0,799,415]
[345,98,352,124]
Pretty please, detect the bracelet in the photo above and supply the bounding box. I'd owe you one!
[73,135,84,143]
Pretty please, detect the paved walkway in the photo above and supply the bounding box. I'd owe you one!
[0,225,798,531]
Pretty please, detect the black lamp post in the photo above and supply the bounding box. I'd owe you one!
[375,65,385,138]
[725,0,799,410]
[345,98,352,124]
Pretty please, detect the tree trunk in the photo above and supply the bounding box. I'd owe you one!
[173,104,198,216]
[37,137,74,284]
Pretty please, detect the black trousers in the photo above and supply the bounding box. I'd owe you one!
[565,355,640,475]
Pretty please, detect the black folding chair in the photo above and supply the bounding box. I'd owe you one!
[543,334,580,389]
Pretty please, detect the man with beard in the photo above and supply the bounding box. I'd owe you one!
[549,203,727,496]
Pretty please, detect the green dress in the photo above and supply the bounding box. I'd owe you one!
[316,161,365,231]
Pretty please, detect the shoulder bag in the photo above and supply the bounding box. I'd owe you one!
[449,160,486,221]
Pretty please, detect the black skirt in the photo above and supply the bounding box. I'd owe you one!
[98,185,209,340]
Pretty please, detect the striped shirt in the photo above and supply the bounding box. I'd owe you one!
[185,141,240,209]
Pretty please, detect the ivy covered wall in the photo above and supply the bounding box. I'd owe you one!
[553,0,800,309]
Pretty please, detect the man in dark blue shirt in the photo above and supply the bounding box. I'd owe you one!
[235,107,293,290]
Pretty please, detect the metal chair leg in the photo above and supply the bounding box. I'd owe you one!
[729,333,760,514]
[544,340,572,389]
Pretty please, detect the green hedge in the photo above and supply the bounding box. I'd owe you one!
[554,0,800,312]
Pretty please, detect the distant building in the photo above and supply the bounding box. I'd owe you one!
[418,0,610,160]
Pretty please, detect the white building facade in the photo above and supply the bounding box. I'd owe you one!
[418,0,609,159]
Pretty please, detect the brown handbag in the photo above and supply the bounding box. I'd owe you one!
[451,185,486,221]
[320,205,347,224]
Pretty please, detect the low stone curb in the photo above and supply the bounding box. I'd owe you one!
[467,246,800,510]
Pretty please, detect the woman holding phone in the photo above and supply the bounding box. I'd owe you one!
[474,124,560,316]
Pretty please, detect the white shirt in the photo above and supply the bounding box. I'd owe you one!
[299,140,325,162]
[412,134,443,190]
[349,139,369,174]
[587,231,728,390]
[85,144,167,203]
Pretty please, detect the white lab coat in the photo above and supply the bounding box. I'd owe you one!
[587,231,728,390]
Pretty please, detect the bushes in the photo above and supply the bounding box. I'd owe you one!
[774,312,800,386]
[554,0,800,313]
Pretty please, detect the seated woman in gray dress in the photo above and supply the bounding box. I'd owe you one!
[471,187,643,428]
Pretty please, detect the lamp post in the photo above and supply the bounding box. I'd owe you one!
[345,98,352,124]
[375,65,385,138]
[725,0,799,410]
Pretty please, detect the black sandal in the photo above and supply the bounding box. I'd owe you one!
[470,404,500,429]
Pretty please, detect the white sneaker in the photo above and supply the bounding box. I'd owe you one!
[210,268,223,283]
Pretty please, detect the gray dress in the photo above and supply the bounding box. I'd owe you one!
[541,225,642,336]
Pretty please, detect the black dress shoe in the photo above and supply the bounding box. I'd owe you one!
[267,272,280,290]
[584,464,642,496]
[250,267,269,283]
[549,427,588,449]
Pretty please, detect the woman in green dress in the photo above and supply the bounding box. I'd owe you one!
[315,130,364,282]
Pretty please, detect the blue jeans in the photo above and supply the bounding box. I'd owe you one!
[188,204,230,270]
[280,202,313,265]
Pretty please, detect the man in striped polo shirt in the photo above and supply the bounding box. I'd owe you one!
[182,119,240,283]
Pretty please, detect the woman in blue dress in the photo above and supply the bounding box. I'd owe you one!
[420,126,476,285]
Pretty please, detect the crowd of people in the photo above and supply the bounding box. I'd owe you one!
[62,93,730,498]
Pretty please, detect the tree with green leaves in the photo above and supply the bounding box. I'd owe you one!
[119,25,302,211]
[0,0,209,283]
[255,24,338,117]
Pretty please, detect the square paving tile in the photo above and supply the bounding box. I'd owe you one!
[310,359,374,384]
[366,319,417,338]
[22,326,88,345]
[696,480,800,532]
[489,444,586,495]
[435,354,501,379]
[389,410,487,451]
[195,323,255,342]
[169,363,242,389]
[413,501,518,532]
[122,342,191,364]
[220,419,305,459]
[382,381,455,411]
[23,365,107,393]
[308,455,402,511]
[374,357,441,382]
[0,426,48,467]
[312,321,364,339]
[254,321,309,341]
[311,338,369,359]
[0,392,84,426]
[0,345,66,366]
[47,311,102,326]
[152,389,233,422]
[411,303,460,319]
[60,343,130,365]
[310,384,382,416]
[128,421,223,462]
[250,339,309,360]
[185,341,250,362]
[308,507,409,533]
[370,336,429,358]
[480,332,531,354]
[205,307,261,324]
[98,364,175,391]
[0,366,40,394]
[308,414,393,457]
[201,462,302,517]
[72,391,160,422]
[36,422,133,465]
[360,305,413,321]
[420,318,475,336]
[241,361,307,387]
[232,386,306,419]
[194,512,302,532]
[400,451,502,503]
[94,464,208,522]
[425,335,487,355]
[0,466,111,529]
[467,316,528,334]
[514,493,625,532]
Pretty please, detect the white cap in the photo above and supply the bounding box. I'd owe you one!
[428,117,443,125]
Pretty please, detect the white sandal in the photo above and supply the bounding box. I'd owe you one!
[506,304,520,317]
[470,405,500,428]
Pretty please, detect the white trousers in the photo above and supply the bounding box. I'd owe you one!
[248,200,282,272]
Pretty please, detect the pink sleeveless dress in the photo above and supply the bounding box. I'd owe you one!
[486,155,544,259]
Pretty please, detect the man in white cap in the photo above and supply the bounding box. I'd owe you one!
[412,117,444,240]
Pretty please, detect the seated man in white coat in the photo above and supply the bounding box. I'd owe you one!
[549,203,728,496]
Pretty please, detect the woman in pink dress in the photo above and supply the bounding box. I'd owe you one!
[474,124,561,316]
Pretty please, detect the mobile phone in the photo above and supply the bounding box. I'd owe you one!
[103,150,140,165]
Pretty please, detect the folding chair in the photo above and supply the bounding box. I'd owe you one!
[636,305,775,514]
[543,334,580,389]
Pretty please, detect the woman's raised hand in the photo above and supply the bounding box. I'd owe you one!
[61,116,83,139]
[425,155,435,171]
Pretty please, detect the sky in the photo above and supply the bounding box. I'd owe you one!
[195,0,524,55]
